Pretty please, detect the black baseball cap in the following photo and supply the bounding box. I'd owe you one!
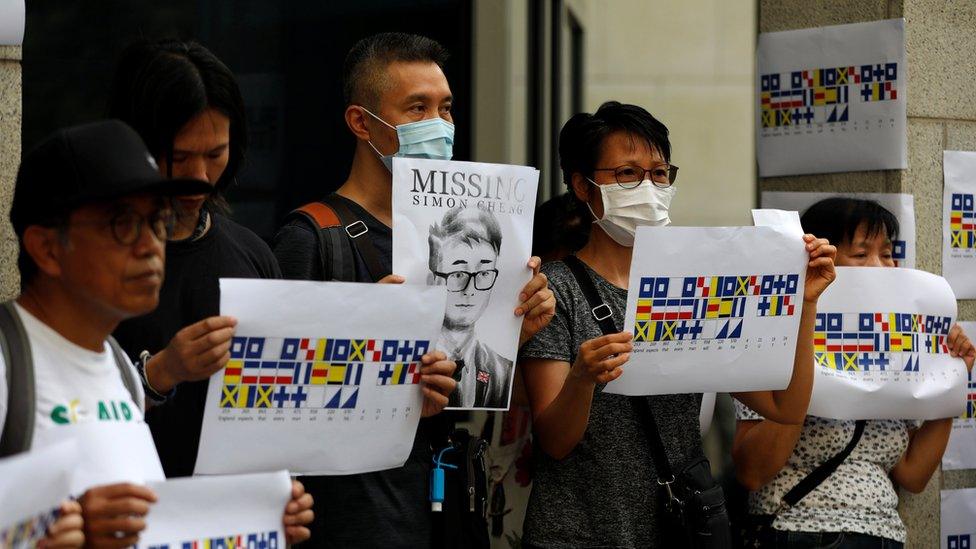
[11,119,213,235]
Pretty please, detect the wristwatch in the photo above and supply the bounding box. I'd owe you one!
[137,350,176,404]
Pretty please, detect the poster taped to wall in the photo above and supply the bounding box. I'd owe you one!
[807,267,967,420]
[941,487,976,549]
[604,225,807,396]
[757,18,907,177]
[196,279,446,476]
[943,151,976,298]
[136,471,291,549]
[943,321,976,470]
[762,191,916,268]
[392,157,539,411]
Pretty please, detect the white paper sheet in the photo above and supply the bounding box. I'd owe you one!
[32,421,164,495]
[757,18,907,177]
[0,440,75,547]
[762,191,916,268]
[604,226,807,395]
[196,279,447,476]
[807,267,967,420]
[137,471,290,549]
[943,151,976,298]
[752,209,804,237]
[943,321,976,470]
[391,157,539,410]
[941,487,976,549]
[0,0,24,46]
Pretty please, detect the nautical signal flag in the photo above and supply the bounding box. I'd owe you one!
[377,363,422,385]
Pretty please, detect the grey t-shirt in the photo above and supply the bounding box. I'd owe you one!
[520,260,703,549]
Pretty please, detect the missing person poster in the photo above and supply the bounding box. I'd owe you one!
[392,157,539,411]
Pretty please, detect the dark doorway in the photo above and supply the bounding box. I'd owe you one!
[22,0,473,240]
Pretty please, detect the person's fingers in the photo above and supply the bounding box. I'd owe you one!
[88,496,153,518]
[596,352,631,372]
[517,272,548,305]
[285,526,312,544]
[420,359,455,377]
[589,342,634,362]
[581,332,632,352]
[284,508,315,526]
[44,528,85,549]
[179,316,237,341]
[517,288,551,317]
[378,274,405,284]
[291,480,305,499]
[808,257,834,270]
[196,352,232,378]
[46,512,83,537]
[422,373,457,395]
[84,483,156,503]
[85,533,140,549]
[421,351,447,365]
[87,516,146,535]
[807,239,831,257]
[527,256,541,274]
[422,386,450,408]
[596,366,625,384]
[948,325,961,349]
[802,234,816,243]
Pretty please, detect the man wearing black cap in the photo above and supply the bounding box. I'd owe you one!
[0,120,315,547]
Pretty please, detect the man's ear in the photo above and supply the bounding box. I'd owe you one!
[21,225,65,280]
[345,105,372,141]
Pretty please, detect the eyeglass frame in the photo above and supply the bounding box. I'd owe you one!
[64,206,177,246]
[432,269,500,292]
[591,162,679,189]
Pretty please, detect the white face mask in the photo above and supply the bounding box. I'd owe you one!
[586,178,676,247]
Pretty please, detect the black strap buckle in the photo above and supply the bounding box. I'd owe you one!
[591,303,613,322]
[345,220,369,239]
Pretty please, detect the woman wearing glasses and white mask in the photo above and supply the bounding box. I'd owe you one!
[518,101,837,548]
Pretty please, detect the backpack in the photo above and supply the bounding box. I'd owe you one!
[286,194,388,283]
[0,301,142,457]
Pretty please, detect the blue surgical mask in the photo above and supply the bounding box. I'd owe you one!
[362,107,455,172]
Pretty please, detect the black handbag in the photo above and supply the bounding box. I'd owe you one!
[563,256,732,548]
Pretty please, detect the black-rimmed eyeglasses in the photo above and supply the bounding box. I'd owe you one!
[592,163,679,189]
[433,269,499,292]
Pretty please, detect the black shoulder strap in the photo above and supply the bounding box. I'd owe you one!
[0,301,35,457]
[322,194,391,282]
[561,256,676,481]
[107,336,144,414]
[780,419,866,508]
[288,201,357,282]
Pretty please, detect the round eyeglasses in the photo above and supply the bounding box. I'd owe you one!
[433,269,500,292]
[592,163,679,189]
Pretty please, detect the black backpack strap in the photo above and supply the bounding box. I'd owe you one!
[288,201,357,282]
[107,336,144,414]
[321,194,391,282]
[0,301,35,457]
[561,256,677,482]
[778,419,866,510]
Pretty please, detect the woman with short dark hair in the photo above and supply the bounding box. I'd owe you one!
[518,101,838,547]
[733,197,975,548]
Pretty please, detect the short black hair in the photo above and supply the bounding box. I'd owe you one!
[558,101,672,199]
[107,39,247,208]
[342,32,449,108]
[800,197,900,246]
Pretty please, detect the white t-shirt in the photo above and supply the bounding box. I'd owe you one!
[0,303,146,442]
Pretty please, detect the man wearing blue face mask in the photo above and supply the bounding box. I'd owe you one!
[274,32,555,549]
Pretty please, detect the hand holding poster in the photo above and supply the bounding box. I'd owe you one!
[196,279,446,476]
[943,321,976,470]
[943,151,976,298]
[392,157,539,410]
[0,440,76,548]
[807,267,967,420]
[137,471,290,549]
[604,225,808,395]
